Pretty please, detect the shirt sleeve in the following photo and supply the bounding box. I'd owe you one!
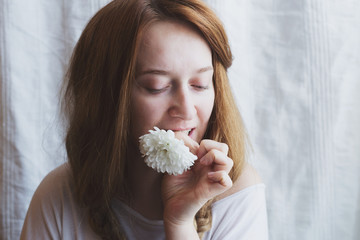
[204,184,269,240]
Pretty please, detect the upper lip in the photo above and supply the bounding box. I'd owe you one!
[170,128,194,131]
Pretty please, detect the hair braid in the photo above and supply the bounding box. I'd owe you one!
[195,199,215,239]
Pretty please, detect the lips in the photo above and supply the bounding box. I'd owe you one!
[170,128,195,136]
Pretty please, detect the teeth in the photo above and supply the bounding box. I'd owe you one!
[180,129,191,135]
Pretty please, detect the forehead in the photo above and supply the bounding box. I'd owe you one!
[136,20,212,71]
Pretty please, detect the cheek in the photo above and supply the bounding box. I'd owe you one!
[198,103,213,123]
[195,92,215,137]
[130,95,164,138]
[200,91,215,119]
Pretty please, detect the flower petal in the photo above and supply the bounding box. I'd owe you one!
[139,127,197,175]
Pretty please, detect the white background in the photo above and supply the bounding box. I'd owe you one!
[1,0,359,239]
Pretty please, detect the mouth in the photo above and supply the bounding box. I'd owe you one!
[172,128,195,137]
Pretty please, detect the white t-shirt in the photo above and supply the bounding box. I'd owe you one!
[20,163,268,240]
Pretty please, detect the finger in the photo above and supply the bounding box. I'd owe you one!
[200,149,233,173]
[208,171,233,188]
[174,131,199,155]
[197,140,229,160]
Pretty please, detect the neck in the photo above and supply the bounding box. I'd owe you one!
[121,143,164,220]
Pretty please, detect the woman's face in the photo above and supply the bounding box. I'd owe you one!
[130,20,215,145]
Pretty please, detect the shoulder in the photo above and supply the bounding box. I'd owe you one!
[21,163,72,238]
[21,163,97,239]
[25,163,74,214]
[32,163,73,200]
[216,162,263,201]
[41,163,72,186]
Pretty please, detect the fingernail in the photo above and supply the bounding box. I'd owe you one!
[208,172,215,178]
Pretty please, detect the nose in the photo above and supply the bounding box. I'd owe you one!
[168,86,197,120]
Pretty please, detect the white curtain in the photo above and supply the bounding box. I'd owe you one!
[1,0,359,239]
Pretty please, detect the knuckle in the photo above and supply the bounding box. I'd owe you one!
[227,161,234,170]
[228,157,234,167]
[200,139,212,147]
[220,170,227,176]
[212,149,225,161]
[227,177,233,188]
[221,143,229,153]
[220,171,232,187]
[209,148,219,157]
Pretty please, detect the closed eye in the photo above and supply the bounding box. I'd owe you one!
[146,86,169,94]
[192,85,209,90]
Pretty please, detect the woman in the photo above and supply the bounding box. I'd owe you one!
[21,0,268,239]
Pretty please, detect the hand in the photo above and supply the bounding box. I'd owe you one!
[162,132,233,227]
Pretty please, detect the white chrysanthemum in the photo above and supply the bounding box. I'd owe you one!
[139,127,197,175]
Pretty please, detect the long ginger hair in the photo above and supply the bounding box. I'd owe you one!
[63,0,248,239]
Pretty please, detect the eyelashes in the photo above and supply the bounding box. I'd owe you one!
[146,85,209,94]
[146,87,168,94]
[192,85,209,90]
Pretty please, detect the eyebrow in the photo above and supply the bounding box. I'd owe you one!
[137,66,213,77]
